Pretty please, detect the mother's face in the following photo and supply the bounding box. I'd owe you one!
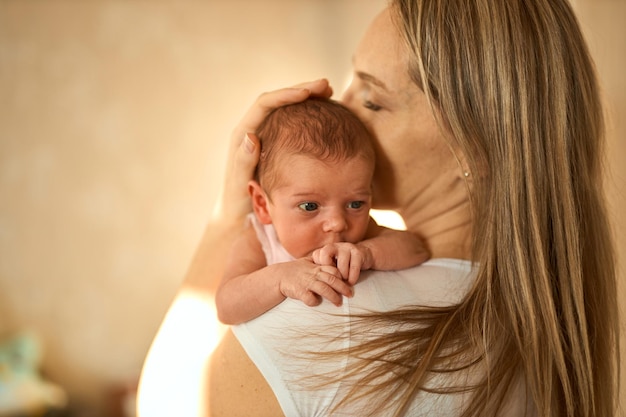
[342,8,451,210]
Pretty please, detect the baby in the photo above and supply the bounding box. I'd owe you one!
[216,98,429,324]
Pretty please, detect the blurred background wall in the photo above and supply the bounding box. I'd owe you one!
[575,2,626,415]
[0,0,623,416]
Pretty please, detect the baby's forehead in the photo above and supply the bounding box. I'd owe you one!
[273,152,374,172]
[275,153,372,184]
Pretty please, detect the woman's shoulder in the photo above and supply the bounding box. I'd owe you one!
[352,257,477,311]
[207,329,285,417]
[230,258,478,416]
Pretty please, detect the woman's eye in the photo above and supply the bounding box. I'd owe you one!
[347,201,365,209]
[363,100,382,111]
[298,202,318,212]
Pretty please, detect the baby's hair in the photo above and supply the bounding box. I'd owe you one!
[255,98,376,191]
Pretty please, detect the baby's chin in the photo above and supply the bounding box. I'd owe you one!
[299,248,317,259]
[299,240,359,260]
[283,246,315,260]
[291,246,328,260]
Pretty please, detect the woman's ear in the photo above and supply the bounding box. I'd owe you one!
[248,180,272,224]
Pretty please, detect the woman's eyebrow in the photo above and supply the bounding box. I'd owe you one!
[355,70,389,92]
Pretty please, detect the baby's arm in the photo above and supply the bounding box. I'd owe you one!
[312,217,430,284]
[360,218,430,270]
[215,222,352,325]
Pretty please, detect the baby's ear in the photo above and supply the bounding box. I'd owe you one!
[248,180,272,224]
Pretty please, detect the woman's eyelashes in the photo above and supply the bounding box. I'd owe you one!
[363,100,382,111]
[358,88,382,111]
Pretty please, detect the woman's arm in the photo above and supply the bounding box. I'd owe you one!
[136,80,333,417]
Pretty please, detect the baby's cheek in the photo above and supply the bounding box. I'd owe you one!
[281,234,320,259]
[352,219,371,242]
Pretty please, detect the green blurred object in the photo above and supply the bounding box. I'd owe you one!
[0,331,68,417]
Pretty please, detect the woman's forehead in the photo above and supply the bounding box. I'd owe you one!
[353,8,413,95]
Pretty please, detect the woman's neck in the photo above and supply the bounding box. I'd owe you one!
[398,174,473,260]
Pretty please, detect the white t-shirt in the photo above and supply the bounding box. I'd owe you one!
[233,252,481,415]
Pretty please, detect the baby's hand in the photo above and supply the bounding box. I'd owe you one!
[311,243,373,285]
[278,258,352,307]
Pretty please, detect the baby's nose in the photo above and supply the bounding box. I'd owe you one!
[322,209,348,233]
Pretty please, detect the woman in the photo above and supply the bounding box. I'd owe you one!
[138,0,619,416]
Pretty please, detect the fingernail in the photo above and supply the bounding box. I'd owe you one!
[243,133,255,154]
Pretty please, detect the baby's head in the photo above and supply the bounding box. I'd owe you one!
[255,98,376,193]
[251,98,377,258]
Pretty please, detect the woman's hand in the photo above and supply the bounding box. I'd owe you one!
[215,79,333,225]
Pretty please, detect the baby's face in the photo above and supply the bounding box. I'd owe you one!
[266,154,373,258]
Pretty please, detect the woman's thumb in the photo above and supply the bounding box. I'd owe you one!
[235,133,260,180]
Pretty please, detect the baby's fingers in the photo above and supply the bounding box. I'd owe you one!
[334,248,364,285]
[346,264,362,286]
[311,267,352,306]
[311,247,336,266]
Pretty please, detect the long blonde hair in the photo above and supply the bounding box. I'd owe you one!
[324,1,619,416]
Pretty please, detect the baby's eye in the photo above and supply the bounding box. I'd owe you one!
[298,202,319,212]
[363,100,382,111]
[347,201,365,209]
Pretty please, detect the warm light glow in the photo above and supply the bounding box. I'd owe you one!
[342,71,354,95]
[136,290,226,417]
[370,209,407,230]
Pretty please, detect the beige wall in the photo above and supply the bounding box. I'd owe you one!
[0,0,385,414]
[0,0,623,416]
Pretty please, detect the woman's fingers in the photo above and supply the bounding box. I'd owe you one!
[231,79,333,146]
[292,78,333,98]
[219,133,261,217]
[233,133,260,188]
[217,79,333,221]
